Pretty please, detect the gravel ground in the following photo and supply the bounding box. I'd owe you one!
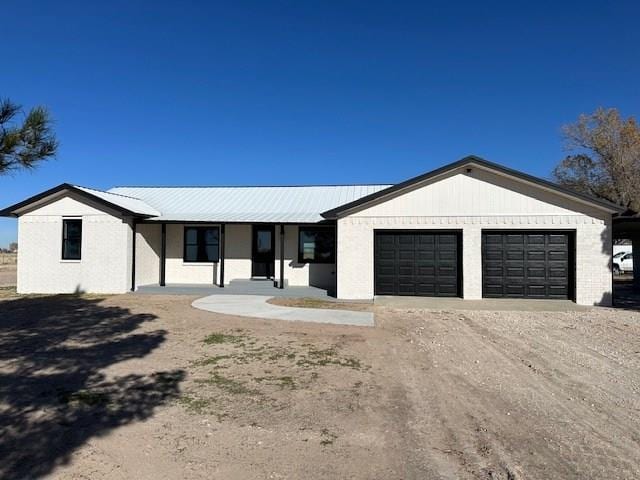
[0,293,639,479]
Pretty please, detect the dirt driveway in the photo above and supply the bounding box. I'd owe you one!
[0,293,639,479]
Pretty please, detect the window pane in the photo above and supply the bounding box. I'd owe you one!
[184,226,219,262]
[205,229,218,245]
[62,220,82,260]
[299,228,335,263]
[205,245,219,262]
[185,228,198,244]
[65,221,81,238]
[302,239,316,260]
[63,239,81,259]
[185,245,198,262]
[257,230,272,253]
[316,231,334,260]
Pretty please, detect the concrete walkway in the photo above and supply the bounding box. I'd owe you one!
[192,294,374,327]
[375,296,589,311]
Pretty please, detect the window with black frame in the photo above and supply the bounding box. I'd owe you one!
[298,226,335,263]
[62,219,82,260]
[184,226,220,262]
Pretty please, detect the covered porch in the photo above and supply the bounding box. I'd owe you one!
[131,221,337,296]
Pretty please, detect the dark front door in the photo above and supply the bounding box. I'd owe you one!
[374,231,461,297]
[482,231,573,299]
[252,225,275,278]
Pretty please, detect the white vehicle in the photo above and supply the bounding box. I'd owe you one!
[613,252,633,275]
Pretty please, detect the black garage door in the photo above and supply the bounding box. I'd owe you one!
[374,231,460,297]
[482,232,573,299]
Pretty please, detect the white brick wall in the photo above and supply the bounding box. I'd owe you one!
[165,224,219,284]
[337,215,612,305]
[17,194,133,294]
[135,223,161,286]
[337,169,613,305]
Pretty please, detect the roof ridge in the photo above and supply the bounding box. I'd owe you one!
[110,183,393,189]
[77,184,145,201]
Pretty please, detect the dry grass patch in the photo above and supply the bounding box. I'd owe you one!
[178,329,371,427]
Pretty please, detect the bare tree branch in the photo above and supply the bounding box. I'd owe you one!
[553,108,640,212]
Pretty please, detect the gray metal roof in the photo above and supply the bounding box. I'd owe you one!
[74,186,161,217]
[108,185,391,223]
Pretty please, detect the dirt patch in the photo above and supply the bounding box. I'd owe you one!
[267,296,373,311]
[1,294,639,479]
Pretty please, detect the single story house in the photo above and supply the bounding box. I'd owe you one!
[1,156,623,305]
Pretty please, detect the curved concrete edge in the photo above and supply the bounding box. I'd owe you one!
[191,294,374,327]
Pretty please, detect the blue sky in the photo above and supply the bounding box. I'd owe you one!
[1,1,639,246]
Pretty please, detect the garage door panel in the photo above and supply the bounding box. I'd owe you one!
[527,234,545,244]
[484,267,503,277]
[375,231,460,297]
[484,234,503,244]
[526,285,547,297]
[548,234,568,245]
[506,234,524,244]
[549,266,568,277]
[438,265,456,274]
[416,250,436,262]
[377,267,396,277]
[377,249,396,259]
[438,234,457,244]
[438,251,457,262]
[416,265,436,276]
[548,251,568,261]
[506,265,525,275]
[484,251,502,261]
[548,284,568,295]
[506,250,525,261]
[483,285,504,296]
[505,285,526,296]
[415,283,436,295]
[482,231,572,300]
[437,285,458,296]
[527,267,546,278]
[527,251,545,261]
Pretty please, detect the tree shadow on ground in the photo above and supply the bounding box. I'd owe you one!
[0,295,184,479]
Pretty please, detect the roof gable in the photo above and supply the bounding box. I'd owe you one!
[0,183,160,218]
[321,156,623,218]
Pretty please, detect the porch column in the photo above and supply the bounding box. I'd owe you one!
[160,223,166,286]
[279,224,285,289]
[219,224,225,287]
[633,235,640,292]
[131,220,137,291]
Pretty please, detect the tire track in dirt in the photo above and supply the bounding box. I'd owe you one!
[392,309,640,479]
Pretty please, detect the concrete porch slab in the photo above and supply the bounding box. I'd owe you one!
[192,294,374,327]
[374,296,590,312]
[135,279,335,299]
